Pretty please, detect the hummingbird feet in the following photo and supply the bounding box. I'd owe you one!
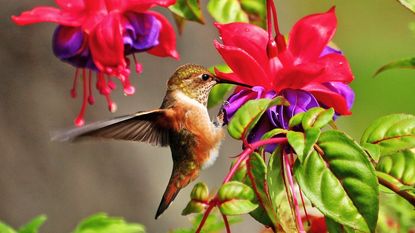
[214,101,229,127]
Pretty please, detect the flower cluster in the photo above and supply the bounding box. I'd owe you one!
[12,0,179,126]
[214,7,354,144]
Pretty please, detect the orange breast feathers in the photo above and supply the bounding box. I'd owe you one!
[170,102,224,165]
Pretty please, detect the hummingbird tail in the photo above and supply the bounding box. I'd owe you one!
[155,181,181,219]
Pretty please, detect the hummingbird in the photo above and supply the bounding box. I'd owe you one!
[54,64,251,219]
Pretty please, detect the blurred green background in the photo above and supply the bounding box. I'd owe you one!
[0,0,414,232]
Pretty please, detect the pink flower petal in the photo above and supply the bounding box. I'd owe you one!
[215,22,269,71]
[88,13,127,76]
[214,67,246,85]
[275,53,353,90]
[124,0,176,11]
[11,7,83,26]
[303,83,351,115]
[146,11,179,59]
[288,7,337,65]
[83,0,107,12]
[55,0,85,11]
[214,40,272,89]
[274,64,323,91]
[313,53,354,84]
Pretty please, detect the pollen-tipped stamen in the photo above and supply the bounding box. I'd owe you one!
[132,53,143,74]
[74,69,88,127]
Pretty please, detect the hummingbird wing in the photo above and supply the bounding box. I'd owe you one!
[53,110,170,146]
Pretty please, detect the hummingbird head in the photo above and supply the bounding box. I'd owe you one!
[167,64,218,105]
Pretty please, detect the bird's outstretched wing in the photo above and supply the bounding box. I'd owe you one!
[52,110,170,146]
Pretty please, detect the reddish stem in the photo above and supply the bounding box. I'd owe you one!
[195,203,216,233]
[221,212,231,233]
[224,137,287,183]
[284,152,305,232]
[196,137,288,233]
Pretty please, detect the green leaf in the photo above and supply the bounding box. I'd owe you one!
[294,131,379,233]
[208,64,233,108]
[72,213,145,233]
[287,128,320,162]
[397,0,415,13]
[288,112,305,128]
[219,199,258,216]
[18,215,47,233]
[227,97,288,140]
[218,181,258,215]
[169,0,204,23]
[0,222,17,233]
[182,201,207,216]
[361,114,415,161]
[240,0,267,28]
[377,150,415,186]
[230,159,248,182]
[302,107,335,130]
[374,57,415,76]
[207,0,249,23]
[260,129,287,141]
[266,147,285,210]
[207,84,233,108]
[170,213,241,233]
[247,153,278,227]
[218,181,255,201]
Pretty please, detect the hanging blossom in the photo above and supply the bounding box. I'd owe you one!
[214,5,354,144]
[12,0,179,126]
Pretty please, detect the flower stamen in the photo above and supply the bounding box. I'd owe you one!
[74,69,88,127]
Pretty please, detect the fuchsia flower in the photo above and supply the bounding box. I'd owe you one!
[12,0,179,126]
[214,7,355,143]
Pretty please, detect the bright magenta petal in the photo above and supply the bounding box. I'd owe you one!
[274,65,323,91]
[288,7,337,65]
[124,0,176,11]
[89,13,126,76]
[214,67,246,85]
[55,0,85,11]
[313,53,354,84]
[83,0,107,12]
[215,22,269,70]
[304,83,351,115]
[146,11,179,59]
[12,7,83,26]
[215,40,272,89]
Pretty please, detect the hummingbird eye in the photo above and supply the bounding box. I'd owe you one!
[201,74,210,81]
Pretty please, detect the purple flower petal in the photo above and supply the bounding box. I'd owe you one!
[324,82,355,111]
[320,45,342,57]
[123,12,161,54]
[277,89,319,129]
[223,86,268,123]
[52,25,96,69]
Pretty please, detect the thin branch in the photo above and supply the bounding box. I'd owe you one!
[196,137,288,232]
[378,176,415,206]
[221,212,231,233]
[195,203,216,233]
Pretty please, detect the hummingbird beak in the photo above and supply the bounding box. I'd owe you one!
[214,77,252,88]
